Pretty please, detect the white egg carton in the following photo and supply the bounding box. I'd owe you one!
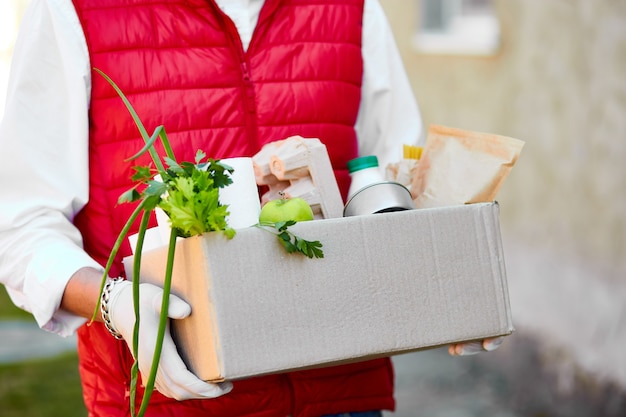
[252,136,344,219]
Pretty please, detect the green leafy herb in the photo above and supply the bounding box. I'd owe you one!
[91,68,235,417]
[258,220,324,259]
[91,68,324,417]
[158,158,235,238]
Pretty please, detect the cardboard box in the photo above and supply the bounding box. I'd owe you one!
[124,202,514,382]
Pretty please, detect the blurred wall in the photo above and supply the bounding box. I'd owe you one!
[381,0,626,279]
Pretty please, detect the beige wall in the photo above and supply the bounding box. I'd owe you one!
[381,0,626,278]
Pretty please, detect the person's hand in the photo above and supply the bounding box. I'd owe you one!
[448,337,504,356]
[107,280,233,400]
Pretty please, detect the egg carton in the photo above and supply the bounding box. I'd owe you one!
[252,136,344,219]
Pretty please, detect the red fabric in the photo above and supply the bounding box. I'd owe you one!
[71,0,394,415]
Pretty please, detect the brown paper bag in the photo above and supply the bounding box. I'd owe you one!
[411,125,524,208]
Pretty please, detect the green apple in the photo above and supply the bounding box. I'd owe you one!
[259,194,314,223]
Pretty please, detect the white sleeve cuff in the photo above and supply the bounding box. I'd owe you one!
[24,244,103,337]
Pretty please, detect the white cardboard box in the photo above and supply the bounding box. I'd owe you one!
[124,202,514,382]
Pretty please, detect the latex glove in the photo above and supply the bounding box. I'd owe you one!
[108,280,233,400]
[448,336,504,356]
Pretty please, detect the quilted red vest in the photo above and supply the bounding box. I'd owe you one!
[71,0,394,416]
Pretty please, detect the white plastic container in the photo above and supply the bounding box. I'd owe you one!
[346,155,384,200]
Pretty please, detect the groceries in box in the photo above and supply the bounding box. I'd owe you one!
[125,125,524,381]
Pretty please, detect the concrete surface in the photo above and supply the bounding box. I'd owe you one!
[388,333,626,417]
[503,237,626,390]
[0,320,76,364]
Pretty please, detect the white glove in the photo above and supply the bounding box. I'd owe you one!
[107,280,233,400]
[448,336,504,356]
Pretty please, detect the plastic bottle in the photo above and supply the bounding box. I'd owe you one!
[346,155,384,200]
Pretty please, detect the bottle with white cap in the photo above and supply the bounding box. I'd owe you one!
[346,155,384,201]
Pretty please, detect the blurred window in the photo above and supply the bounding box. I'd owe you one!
[414,0,500,56]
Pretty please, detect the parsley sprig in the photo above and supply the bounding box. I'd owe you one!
[120,150,236,239]
[258,220,324,259]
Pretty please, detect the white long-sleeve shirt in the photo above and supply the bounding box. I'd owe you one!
[0,0,422,337]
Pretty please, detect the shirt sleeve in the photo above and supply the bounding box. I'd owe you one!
[0,0,101,336]
[357,0,425,169]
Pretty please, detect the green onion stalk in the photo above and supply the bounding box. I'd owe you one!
[89,69,234,417]
[88,68,323,416]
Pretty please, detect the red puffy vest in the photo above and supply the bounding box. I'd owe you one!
[71,0,395,415]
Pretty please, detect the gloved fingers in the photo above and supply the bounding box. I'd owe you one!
[109,282,191,342]
[448,336,505,356]
[149,289,191,320]
[135,323,161,380]
[448,341,483,356]
[109,282,229,399]
[158,373,233,401]
[482,336,504,352]
[153,327,233,400]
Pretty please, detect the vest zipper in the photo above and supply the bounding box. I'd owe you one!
[240,59,259,148]
[241,61,254,112]
[208,1,260,150]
